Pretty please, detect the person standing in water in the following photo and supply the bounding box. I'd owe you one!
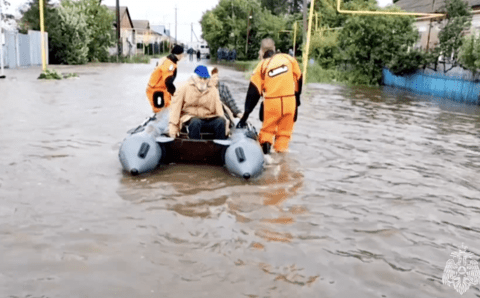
[146,44,184,113]
[237,38,302,154]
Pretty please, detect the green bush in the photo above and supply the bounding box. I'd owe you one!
[436,0,472,65]
[304,63,345,83]
[38,68,63,80]
[52,2,91,65]
[38,68,78,80]
[387,49,426,76]
[200,0,300,61]
[338,5,421,85]
[309,29,341,69]
[458,33,480,75]
[19,0,115,64]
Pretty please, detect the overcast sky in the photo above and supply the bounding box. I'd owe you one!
[3,0,394,44]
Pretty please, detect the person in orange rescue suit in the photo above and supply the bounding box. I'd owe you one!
[146,44,184,113]
[236,38,303,154]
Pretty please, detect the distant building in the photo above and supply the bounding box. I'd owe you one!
[151,25,176,46]
[107,6,135,56]
[132,20,168,54]
[151,25,168,36]
[395,0,480,50]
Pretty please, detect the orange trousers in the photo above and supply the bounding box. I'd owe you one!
[259,96,296,152]
[146,87,172,113]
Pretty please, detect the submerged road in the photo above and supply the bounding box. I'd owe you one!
[0,58,479,297]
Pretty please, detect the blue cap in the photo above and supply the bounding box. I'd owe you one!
[194,65,210,79]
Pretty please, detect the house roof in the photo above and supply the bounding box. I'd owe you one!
[106,6,134,28]
[151,25,166,35]
[132,20,150,30]
[395,0,480,13]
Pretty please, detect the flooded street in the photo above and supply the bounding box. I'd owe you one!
[1,58,480,297]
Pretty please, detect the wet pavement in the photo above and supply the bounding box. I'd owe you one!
[0,58,480,298]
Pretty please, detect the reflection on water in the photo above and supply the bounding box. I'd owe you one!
[0,61,479,297]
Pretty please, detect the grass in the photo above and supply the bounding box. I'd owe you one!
[38,68,79,80]
[302,63,346,84]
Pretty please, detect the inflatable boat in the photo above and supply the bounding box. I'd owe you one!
[118,109,265,179]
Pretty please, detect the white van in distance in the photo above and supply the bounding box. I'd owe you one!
[188,41,210,59]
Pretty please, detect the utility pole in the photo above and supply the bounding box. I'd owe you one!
[175,6,177,44]
[39,0,46,71]
[0,0,5,78]
[191,22,193,43]
[245,10,251,56]
[116,0,121,58]
[303,0,308,43]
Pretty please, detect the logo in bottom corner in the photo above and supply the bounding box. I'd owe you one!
[442,243,480,295]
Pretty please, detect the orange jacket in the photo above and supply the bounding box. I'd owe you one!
[242,51,303,121]
[147,55,178,95]
[146,55,179,112]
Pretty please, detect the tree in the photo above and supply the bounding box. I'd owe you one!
[18,0,114,64]
[313,0,348,29]
[261,0,289,15]
[458,34,480,76]
[71,0,114,62]
[17,0,62,63]
[309,29,341,68]
[200,0,297,60]
[289,0,303,13]
[51,0,91,64]
[1,0,15,26]
[201,0,263,60]
[433,0,472,72]
[18,0,58,34]
[338,3,421,85]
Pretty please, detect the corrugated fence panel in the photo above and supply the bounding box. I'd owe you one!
[18,33,31,67]
[1,30,49,68]
[383,68,480,105]
[1,44,5,68]
[6,32,16,68]
[29,30,48,66]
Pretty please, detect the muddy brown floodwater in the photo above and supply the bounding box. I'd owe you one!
[0,59,479,298]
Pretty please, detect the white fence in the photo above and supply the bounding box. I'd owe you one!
[1,30,48,68]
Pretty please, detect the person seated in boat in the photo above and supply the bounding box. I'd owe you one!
[146,45,184,114]
[169,65,228,140]
[208,67,243,120]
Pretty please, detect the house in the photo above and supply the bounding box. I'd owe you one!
[132,20,166,54]
[151,25,176,45]
[107,6,135,56]
[395,0,480,50]
[151,25,171,38]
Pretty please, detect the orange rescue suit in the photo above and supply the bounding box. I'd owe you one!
[146,55,178,113]
[242,52,303,152]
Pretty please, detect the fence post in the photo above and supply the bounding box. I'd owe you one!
[29,31,34,67]
[0,33,4,78]
[45,32,49,65]
[15,31,20,68]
